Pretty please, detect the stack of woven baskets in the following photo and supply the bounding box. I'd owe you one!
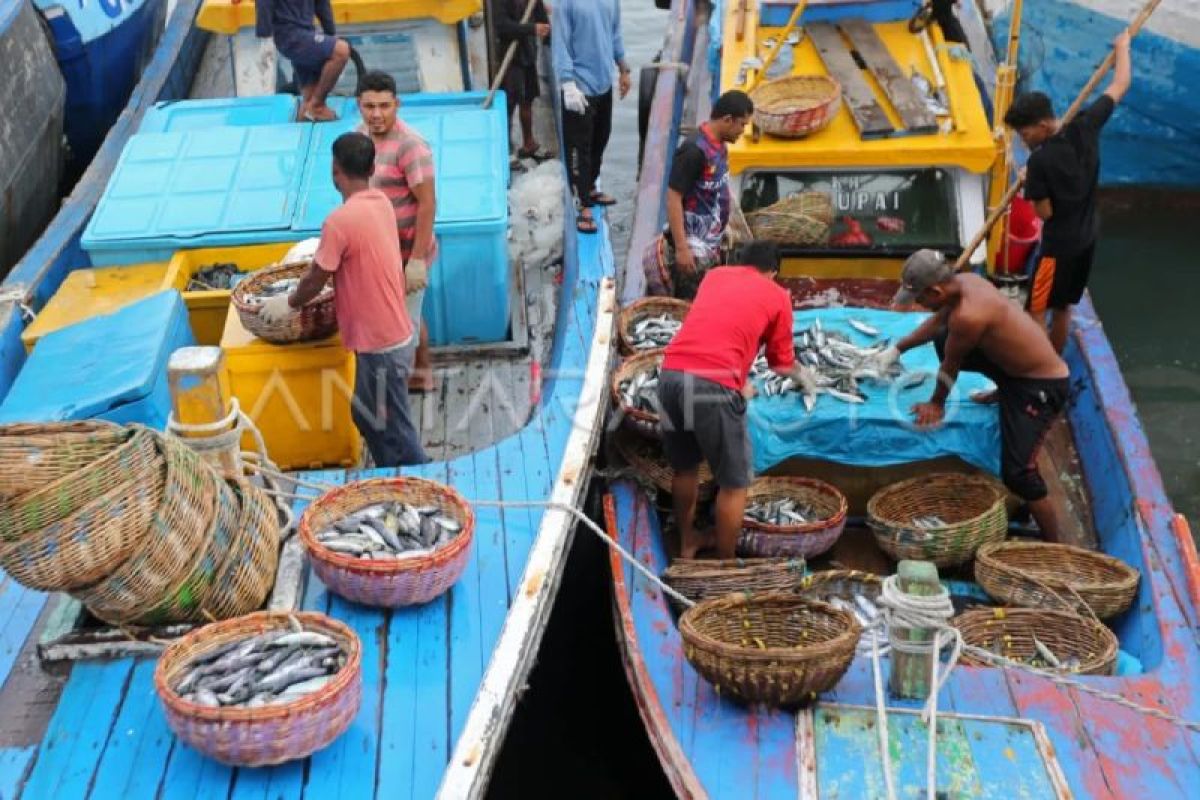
[746,192,834,247]
[0,421,281,627]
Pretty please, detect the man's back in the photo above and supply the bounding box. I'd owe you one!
[952,274,1067,380]
[663,266,794,390]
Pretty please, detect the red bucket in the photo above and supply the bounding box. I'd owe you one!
[997,197,1041,274]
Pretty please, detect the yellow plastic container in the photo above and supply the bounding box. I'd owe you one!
[22,263,169,353]
[164,242,295,346]
[219,304,362,471]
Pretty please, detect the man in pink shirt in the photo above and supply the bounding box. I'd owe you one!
[258,132,428,466]
[356,71,438,393]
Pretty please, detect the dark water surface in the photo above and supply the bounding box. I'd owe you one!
[490,5,1199,796]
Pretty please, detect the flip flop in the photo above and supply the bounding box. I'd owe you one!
[576,215,598,234]
[517,146,553,162]
[589,192,617,206]
[300,106,339,123]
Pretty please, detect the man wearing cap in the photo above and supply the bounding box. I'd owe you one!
[871,249,1070,542]
[657,241,817,560]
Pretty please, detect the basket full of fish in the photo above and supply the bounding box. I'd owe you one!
[612,351,664,439]
[750,317,911,410]
[231,260,336,344]
[739,477,848,559]
[617,297,690,356]
[867,473,1008,567]
[298,477,475,607]
[154,611,362,766]
[795,570,887,656]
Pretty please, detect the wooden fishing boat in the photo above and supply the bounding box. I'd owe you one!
[609,1,1200,796]
[0,1,615,797]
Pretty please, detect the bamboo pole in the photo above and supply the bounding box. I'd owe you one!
[483,0,541,110]
[953,0,1161,272]
[745,0,808,93]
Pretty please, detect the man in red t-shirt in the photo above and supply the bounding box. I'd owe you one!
[258,132,428,467]
[658,241,815,559]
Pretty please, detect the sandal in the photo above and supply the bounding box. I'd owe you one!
[589,191,617,206]
[576,214,598,234]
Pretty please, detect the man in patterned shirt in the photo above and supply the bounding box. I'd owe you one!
[356,70,438,392]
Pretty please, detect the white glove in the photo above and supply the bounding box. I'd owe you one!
[258,294,296,324]
[405,257,428,293]
[871,345,902,372]
[562,81,588,114]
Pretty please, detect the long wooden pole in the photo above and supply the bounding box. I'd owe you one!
[745,0,808,92]
[953,0,1162,271]
[483,0,541,110]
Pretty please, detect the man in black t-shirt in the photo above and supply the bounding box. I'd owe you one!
[1003,31,1131,353]
[643,91,754,299]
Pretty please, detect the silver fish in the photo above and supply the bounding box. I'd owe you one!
[848,318,880,337]
[271,631,336,648]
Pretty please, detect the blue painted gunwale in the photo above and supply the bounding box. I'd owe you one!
[609,0,1200,795]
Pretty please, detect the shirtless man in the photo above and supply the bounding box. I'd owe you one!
[874,250,1070,542]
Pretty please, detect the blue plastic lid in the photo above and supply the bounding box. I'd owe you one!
[139,95,299,134]
[82,124,312,245]
[0,291,188,422]
[293,98,508,233]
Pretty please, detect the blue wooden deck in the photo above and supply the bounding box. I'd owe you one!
[0,207,611,799]
[606,297,1200,797]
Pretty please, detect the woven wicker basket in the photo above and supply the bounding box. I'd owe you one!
[131,478,245,626]
[0,420,130,500]
[954,607,1118,675]
[750,75,842,138]
[746,192,834,246]
[154,611,361,766]
[975,541,1139,620]
[611,426,716,500]
[867,473,1007,567]
[662,557,806,607]
[794,569,883,604]
[680,592,860,706]
[617,297,691,356]
[231,260,337,344]
[0,424,160,544]
[0,463,163,592]
[738,477,848,559]
[611,351,664,439]
[75,434,227,625]
[200,483,283,621]
[299,477,475,607]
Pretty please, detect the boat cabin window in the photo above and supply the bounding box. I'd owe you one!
[740,168,960,256]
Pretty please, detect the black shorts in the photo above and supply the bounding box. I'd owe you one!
[997,377,1069,502]
[656,369,752,489]
[1028,243,1095,313]
[503,63,540,107]
[275,27,338,88]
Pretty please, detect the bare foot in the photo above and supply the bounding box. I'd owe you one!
[970,389,999,404]
[680,528,716,560]
[302,103,339,122]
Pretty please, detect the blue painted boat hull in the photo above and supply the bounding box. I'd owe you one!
[40,0,166,174]
[990,0,1200,188]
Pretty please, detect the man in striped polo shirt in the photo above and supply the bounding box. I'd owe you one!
[356,70,438,392]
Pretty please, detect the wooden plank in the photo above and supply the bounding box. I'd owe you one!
[806,23,894,139]
[21,660,135,798]
[446,453,486,745]
[838,18,937,134]
[88,661,175,800]
[496,400,548,601]
[302,597,385,800]
[0,746,35,800]
[377,595,448,800]
[0,580,45,689]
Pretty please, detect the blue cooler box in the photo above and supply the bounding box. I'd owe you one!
[139,94,299,133]
[0,291,195,428]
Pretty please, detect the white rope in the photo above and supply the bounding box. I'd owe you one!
[0,287,36,322]
[869,630,898,800]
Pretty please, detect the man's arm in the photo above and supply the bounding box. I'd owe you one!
[410,180,436,263]
[550,3,575,83]
[927,314,983,405]
[255,0,273,38]
[494,0,535,39]
[289,262,332,307]
[894,307,950,354]
[1103,31,1132,104]
[314,0,336,36]
[665,190,691,268]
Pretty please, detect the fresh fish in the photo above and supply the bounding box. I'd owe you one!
[319,501,463,559]
[323,539,366,556]
[1032,637,1062,668]
[628,314,683,350]
[824,387,866,404]
[847,318,880,337]
[259,665,328,695]
[194,688,220,707]
[271,631,336,648]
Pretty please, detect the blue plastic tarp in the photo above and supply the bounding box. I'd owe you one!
[748,307,1000,474]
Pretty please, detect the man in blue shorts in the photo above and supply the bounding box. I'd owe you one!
[256,0,351,121]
